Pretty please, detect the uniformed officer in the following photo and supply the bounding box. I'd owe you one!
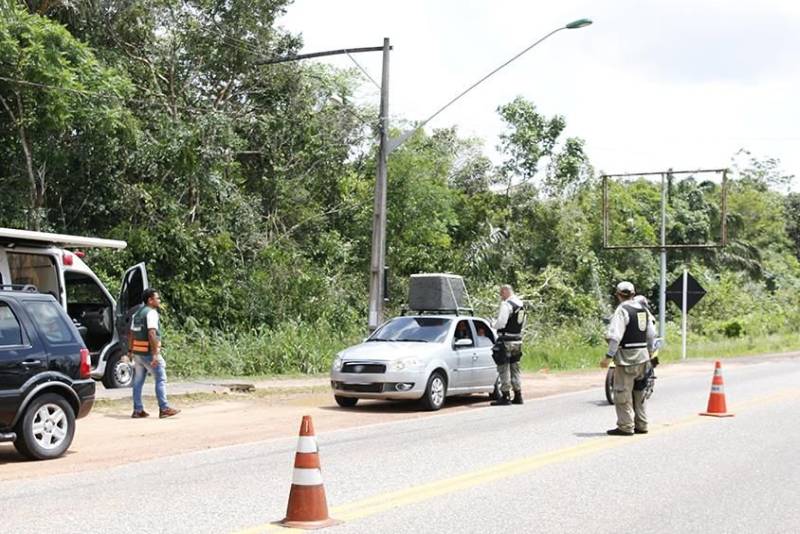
[491,284,526,406]
[601,281,656,435]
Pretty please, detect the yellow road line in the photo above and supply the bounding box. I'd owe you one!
[235,389,800,533]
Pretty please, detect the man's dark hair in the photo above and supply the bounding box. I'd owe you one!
[142,288,159,305]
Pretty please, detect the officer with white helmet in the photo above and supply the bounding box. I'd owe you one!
[601,281,656,435]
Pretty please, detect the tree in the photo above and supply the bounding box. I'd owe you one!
[0,2,133,230]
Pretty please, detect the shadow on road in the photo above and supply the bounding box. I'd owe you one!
[319,394,491,414]
[0,446,78,465]
[574,432,608,438]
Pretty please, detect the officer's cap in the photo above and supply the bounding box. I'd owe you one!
[616,281,635,295]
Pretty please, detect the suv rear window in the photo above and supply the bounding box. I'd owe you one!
[0,302,23,346]
[23,300,75,344]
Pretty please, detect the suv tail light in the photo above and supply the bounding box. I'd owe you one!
[79,348,91,378]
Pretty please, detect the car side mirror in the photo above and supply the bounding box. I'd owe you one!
[454,338,474,347]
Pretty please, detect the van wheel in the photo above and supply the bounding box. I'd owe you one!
[334,395,358,408]
[420,371,447,411]
[103,352,133,389]
[14,393,76,461]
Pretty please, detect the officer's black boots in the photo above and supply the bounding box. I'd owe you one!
[512,390,523,405]
[491,392,512,406]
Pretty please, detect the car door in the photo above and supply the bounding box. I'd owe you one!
[470,319,498,387]
[114,263,148,344]
[0,299,45,426]
[452,319,478,389]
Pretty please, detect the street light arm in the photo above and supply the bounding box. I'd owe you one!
[418,27,565,132]
[388,20,590,153]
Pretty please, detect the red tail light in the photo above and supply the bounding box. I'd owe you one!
[63,251,74,266]
[79,348,91,378]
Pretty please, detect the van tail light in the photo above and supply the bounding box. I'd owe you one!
[63,252,74,266]
[79,348,91,378]
[74,250,85,258]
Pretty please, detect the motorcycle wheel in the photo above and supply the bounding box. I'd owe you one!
[604,367,615,405]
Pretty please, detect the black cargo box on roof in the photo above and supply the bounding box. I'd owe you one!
[407,273,473,315]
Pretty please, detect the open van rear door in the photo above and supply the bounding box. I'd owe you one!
[115,263,148,343]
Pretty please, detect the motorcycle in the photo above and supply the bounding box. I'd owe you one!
[604,338,663,405]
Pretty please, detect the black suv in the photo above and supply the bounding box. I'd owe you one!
[0,286,95,460]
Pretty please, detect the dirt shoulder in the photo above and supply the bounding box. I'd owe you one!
[2,352,797,481]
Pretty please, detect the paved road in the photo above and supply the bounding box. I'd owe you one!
[4,357,799,534]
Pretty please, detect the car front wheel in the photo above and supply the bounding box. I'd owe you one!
[420,371,447,411]
[14,393,76,460]
[334,395,358,408]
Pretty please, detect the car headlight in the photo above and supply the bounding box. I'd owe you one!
[393,358,422,371]
[332,356,343,372]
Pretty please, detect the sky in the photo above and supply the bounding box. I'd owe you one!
[278,0,800,184]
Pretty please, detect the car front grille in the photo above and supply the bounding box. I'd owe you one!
[341,362,386,374]
[334,382,384,393]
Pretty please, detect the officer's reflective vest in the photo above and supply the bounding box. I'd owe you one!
[620,303,648,349]
[130,305,160,356]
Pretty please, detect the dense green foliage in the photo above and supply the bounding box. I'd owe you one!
[2,1,799,376]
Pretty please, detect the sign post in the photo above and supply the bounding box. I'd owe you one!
[681,269,688,360]
[666,271,706,360]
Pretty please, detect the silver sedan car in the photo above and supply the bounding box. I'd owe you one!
[330,315,499,410]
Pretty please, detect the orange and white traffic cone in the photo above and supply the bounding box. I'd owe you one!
[278,416,340,529]
[699,360,734,417]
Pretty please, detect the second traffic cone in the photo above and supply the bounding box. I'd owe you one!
[699,360,734,417]
[278,415,340,529]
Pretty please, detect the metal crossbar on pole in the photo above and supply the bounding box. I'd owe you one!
[255,46,390,65]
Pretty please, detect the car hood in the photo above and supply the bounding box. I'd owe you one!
[339,341,442,361]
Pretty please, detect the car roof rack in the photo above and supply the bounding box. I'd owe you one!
[0,284,40,293]
[401,306,474,316]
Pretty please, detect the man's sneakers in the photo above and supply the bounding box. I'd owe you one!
[512,390,523,405]
[634,428,648,434]
[159,407,181,419]
[131,410,150,419]
[606,428,634,436]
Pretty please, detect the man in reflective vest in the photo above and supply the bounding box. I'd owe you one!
[128,288,180,419]
[491,284,526,406]
[601,281,655,435]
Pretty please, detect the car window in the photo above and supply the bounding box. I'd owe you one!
[23,300,75,344]
[370,317,451,343]
[7,252,60,298]
[472,319,495,347]
[0,302,23,346]
[66,272,109,305]
[453,320,474,346]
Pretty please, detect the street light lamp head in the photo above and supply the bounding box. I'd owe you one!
[565,18,593,29]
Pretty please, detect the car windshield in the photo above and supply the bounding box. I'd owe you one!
[369,317,451,343]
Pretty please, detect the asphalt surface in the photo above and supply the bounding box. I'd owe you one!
[3,356,799,534]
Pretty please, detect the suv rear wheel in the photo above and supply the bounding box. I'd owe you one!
[102,352,133,389]
[420,371,447,411]
[14,393,76,460]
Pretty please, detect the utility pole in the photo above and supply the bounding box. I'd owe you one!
[367,38,391,331]
[658,171,668,338]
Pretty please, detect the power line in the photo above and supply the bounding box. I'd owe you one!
[345,51,381,91]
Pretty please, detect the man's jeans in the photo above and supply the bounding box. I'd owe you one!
[132,355,169,412]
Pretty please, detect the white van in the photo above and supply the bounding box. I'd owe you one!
[0,227,148,388]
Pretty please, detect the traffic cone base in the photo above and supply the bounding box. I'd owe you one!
[276,416,340,530]
[699,361,734,417]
